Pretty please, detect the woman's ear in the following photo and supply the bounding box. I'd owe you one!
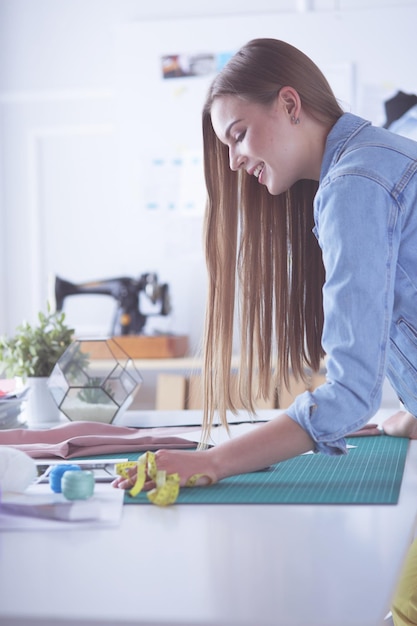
[278,86,301,121]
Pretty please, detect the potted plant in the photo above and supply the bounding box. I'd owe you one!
[0,304,74,426]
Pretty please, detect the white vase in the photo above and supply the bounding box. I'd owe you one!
[23,377,62,428]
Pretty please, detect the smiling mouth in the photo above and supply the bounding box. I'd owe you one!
[253,163,264,179]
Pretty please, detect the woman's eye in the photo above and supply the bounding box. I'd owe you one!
[235,130,246,143]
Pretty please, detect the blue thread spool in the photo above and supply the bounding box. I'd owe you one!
[49,464,81,493]
[62,470,95,501]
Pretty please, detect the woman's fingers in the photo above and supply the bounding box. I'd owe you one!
[112,466,138,489]
[112,448,216,491]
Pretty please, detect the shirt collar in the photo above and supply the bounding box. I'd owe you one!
[320,113,371,184]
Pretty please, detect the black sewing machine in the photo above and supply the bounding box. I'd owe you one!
[55,273,171,336]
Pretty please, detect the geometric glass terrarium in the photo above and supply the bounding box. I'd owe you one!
[48,338,143,424]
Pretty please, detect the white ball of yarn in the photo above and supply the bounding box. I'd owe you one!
[0,447,37,493]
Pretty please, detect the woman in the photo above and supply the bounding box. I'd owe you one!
[114,38,417,485]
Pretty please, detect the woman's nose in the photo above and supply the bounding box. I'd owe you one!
[229,147,245,171]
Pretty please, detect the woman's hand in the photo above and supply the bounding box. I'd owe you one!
[112,448,217,491]
[382,410,417,439]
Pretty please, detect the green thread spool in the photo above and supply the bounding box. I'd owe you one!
[62,470,95,501]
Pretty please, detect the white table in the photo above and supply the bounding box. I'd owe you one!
[1,409,416,626]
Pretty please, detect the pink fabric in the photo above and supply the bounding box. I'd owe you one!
[347,423,382,437]
[0,419,382,460]
[0,421,196,459]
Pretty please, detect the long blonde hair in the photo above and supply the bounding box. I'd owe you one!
[201,39,344,435]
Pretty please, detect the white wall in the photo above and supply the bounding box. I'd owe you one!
[1,0,417,356]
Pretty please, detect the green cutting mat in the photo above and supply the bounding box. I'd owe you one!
[120,436,409,505]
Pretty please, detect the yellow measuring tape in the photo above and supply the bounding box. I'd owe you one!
[115,452,211,507]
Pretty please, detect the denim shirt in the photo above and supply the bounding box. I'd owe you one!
[286,112,417,455]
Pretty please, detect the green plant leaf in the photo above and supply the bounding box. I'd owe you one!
[0,305,75,379]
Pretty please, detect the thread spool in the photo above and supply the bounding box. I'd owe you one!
[49,464,81,493]
[62,470,95,501]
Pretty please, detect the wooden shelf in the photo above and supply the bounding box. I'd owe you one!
[112,334,189,359]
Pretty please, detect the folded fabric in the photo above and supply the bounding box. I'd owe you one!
[347,423,383,437]
[0,418,387,461]
[0,421,197,459]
